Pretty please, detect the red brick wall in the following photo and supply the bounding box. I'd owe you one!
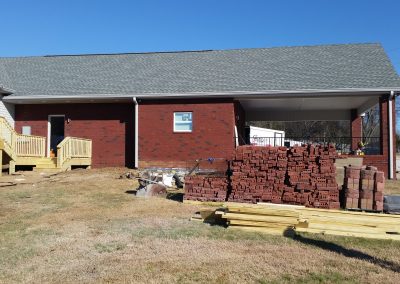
[138,99,235,168]
[234,101,246,145]
[362,95,396,179]
[15,103,135,168]
[350,109,362,151]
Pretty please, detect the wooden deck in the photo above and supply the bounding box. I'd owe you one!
[0,117,92,175]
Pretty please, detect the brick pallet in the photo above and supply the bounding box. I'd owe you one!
[228,145,339,208]
[342,165,384,211]
[184,144,341,209]
[228,146,288,204]
[184,175,229,202]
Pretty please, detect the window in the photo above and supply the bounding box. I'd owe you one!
[22,126,31,135]
[174,112,192,132]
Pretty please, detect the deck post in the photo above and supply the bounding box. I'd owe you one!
[9,160,15,175]
[0,149,2,176]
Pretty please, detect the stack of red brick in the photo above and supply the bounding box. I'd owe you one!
[228,146,289,203]
[227,145,339,208]
[184,175,229,202]
[284,144,340,209]
[343,165,384,211]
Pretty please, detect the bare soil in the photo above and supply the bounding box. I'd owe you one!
[0,168,400,283]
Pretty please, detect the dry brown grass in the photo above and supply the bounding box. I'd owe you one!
[386,178,400,195]
[1,168,400,283]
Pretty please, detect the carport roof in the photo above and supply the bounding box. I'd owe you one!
[0,43,399,99]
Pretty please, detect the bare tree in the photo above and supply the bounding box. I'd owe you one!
[362,105,380,145]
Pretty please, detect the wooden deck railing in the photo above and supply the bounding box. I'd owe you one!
[1,116,92,170]
[0,117,15,156]
[15,134,46,157]
[57,137,92,168]
[0,116,46,158]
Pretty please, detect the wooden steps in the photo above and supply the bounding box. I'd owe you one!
[0,116,92,175]
[34,158,57,169]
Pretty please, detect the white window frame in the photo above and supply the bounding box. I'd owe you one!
[173,112,193,133]
[22,126,31,135]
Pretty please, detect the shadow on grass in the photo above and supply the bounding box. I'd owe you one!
[166,192,184,202]
[286,231,400,273]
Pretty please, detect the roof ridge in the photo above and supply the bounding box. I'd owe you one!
[0,42,382,59]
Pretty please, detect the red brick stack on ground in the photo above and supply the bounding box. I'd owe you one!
[226,144,339,207]
[184,144,341,208]
[228,145,288,203]
[343,165,361,209]
[374,171,385,211]
[360,166,385,211]
[342,165,385,211]
[285,144,339,209]
[184,175,229,202]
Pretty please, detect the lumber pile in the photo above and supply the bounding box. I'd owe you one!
[296,207,400,240]
[342,165,384,211]
[184,175,229,202]
[218,202,400,240]
[219,202,299,235]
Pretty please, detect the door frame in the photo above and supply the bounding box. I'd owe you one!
[47,115,65,157]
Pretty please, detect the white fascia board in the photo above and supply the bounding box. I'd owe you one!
[2,88,399,103]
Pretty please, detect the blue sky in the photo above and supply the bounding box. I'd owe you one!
[1,0,400,126]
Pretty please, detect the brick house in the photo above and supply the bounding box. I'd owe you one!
[0,43,399,177]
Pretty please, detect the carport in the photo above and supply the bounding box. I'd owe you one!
[235,89,397,179]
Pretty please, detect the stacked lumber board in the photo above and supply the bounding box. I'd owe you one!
[296,207,400,240]
[219,202,300,235]
[342,165,384,211]
[184,175,229,202]
[218,202,400,240]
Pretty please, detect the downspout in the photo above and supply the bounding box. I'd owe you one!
[132,97,139,168]
[388,91,395,179]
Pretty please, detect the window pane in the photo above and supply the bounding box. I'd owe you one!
[175,122,192,131]
[22,126,31,135]
[175,112,192,122]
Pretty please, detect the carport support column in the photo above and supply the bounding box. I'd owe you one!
[133,97,139,168]
[350,109,362,151]
[378,93,396,180]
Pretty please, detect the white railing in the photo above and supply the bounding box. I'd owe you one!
[15,134,46,157]
[57,137,92,168]
[0,117,15,151]
[0,116,46,158]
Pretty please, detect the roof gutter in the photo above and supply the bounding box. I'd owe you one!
[0,85,15,95]
[3,88,400,103]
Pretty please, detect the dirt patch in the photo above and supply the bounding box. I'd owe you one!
[0,168,399,283]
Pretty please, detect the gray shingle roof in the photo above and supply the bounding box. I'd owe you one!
[0,43,399,97]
